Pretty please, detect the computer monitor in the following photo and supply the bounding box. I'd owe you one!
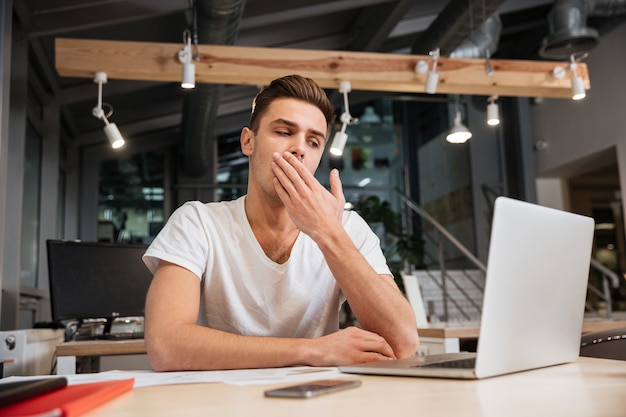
[46,240,153,335]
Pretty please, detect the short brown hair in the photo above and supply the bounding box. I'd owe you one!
[248,75,336,137]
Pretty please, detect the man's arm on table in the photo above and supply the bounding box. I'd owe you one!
[144,261,398,371]
[317,238,419,359]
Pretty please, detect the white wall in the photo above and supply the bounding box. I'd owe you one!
[532,20,626,223]
[536,178,567,210]
[532,21,626,178]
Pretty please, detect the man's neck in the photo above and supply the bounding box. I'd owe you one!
[244,193,300,264]
[244,191,298,234]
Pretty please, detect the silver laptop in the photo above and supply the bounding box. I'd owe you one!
[339,196,595,379]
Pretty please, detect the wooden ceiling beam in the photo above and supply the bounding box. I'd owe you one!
[55,38,589,99]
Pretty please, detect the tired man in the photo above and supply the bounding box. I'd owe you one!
[143,75,419,371]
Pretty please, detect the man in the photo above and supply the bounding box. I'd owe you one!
[143,75,419,371]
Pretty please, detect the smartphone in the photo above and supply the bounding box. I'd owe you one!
[264,379,361,398]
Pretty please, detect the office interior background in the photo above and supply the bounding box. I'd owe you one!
[1,0,626,331]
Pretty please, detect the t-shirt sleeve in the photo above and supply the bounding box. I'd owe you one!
[343,210,392,277]
[143,201,209,280]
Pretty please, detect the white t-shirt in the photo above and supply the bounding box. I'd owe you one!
[143,196,391,339]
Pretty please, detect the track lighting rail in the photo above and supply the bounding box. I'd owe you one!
[56,38,589,99]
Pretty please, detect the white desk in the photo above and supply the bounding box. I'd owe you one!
[417,321,481,354]
[55,320,626,374]
[82,357,626,417]
[56,339,146,374]
[418,319,626,354]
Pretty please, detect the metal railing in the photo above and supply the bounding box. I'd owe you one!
[394,189,486,321]
[391,187,618,321]
[588,258,620,320]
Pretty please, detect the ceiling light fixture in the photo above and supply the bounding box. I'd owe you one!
[569,54,586,101]
[416,47,440,94]
[446,100,472,144]
[92,71,125,149]
[360,106,381,124]
[484,48,494,77]
[330,127,348,157]
[487,95,500,126]
[552,53,587,101]
[178,29,195,89]
[330,81,358,156]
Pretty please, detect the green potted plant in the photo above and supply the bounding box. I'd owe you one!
[352,195,424,293]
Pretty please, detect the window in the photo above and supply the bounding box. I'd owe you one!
[98,150,165,244]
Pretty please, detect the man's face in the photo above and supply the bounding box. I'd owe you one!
[241,97,328,178]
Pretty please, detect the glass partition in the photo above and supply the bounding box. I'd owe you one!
[98,149,165,244]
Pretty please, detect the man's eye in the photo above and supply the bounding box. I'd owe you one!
[277,130,291,136]
[308,140,320,148]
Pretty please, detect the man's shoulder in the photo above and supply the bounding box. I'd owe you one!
[341,209,368,228]
[178,197,244,216]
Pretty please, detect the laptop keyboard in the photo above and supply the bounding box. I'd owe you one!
[419,357,476,369]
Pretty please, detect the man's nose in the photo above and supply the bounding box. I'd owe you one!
[290,150,304,162]
[289,137,306,160]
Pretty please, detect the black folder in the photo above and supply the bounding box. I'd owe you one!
[0,377,67,408]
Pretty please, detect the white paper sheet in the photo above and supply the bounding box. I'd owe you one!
[0,366,346,388]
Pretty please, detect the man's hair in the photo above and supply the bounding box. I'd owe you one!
[248,75,336,137]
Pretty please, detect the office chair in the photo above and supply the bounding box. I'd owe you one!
[579,327,626,361]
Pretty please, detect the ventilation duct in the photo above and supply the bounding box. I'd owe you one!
[540,0,626,60]
[182,0,247,178]
[411,0,507,56]
[540,0,598,59]
[450,14,502,59]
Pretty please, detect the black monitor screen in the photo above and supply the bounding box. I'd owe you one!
[46,240,153,324]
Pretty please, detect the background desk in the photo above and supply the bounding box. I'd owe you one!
[56,339,146,374]
[56,320,626,373]
[82,357,626,417]
[418,319,626,354]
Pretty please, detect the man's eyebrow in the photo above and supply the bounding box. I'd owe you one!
[270,118,327,140]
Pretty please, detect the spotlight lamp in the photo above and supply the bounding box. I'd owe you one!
[484,48,494,77]
[329,81,357,156]
[552,53,587,101]
[178,29,196,89]
[487,95,500,126]
[447,110,472,144]
[569,54,586,101]
[330,128,348,157]
[92,71,125,149]
[416,47,440,94]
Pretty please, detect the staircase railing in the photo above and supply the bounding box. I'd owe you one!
[588,258,620,320]
[394,188,486,321]
[386,187,617,321]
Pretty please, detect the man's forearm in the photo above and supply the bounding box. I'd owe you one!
[145,324,313,371]
[315,230,420,358]
[145,323,400,371]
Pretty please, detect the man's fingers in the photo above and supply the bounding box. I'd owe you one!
[329,169,345,219]
[280,152,319,188]
[271,152,310,197]
[272,176,291,204]
[329,169,343,199]
[345,327,396,359]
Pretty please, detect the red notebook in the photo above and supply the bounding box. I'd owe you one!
[0,378,134,417]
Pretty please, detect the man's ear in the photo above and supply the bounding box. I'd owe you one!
[240,127,254,156]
